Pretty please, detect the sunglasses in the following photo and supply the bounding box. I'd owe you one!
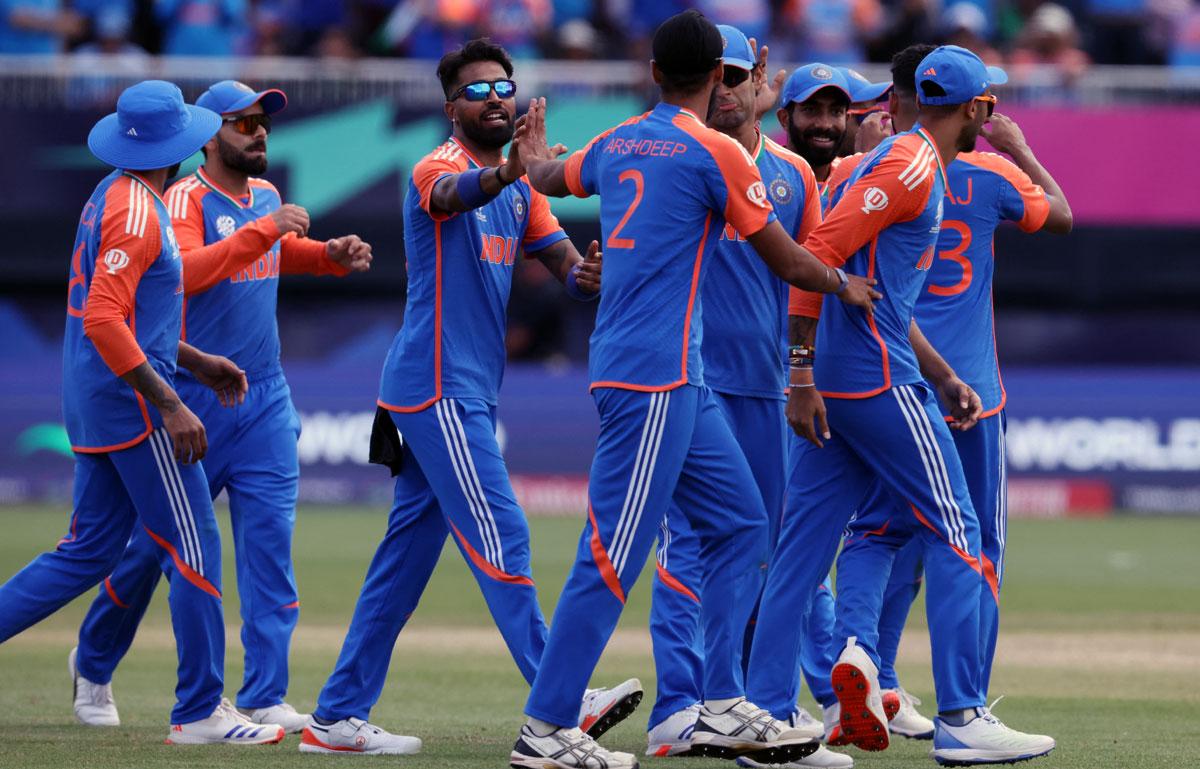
[223,113,271,135]
[450,79,517,102]
[722,67,751,88]
[848,103,885,125]
[974,94,997,118]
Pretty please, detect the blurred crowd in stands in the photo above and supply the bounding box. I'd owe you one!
[2,0,1199,69]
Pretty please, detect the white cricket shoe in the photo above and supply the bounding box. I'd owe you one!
[886,687,935,739]
[821,703,840,743]
[69,647,119,727]
[788,707,827,741]
[299,717,421,755]
[511,724,638,768]
[168,698,285,745]
[689,698,819,763]
[646,703,699,757]
[830,637,889,752]
[248,702,310,734]
[579,678,643,739]
[932,707,1055,765]
[735,743,855,768]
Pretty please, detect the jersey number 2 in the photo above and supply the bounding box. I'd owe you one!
[606,170,644,250]
[927,219,972,296]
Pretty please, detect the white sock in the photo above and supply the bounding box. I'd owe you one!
[525,717,562,737]
[704,697,742,712]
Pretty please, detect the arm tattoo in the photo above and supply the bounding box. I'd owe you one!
[120,362,182,414]
[790,315,818,347]
[534,240,574,282]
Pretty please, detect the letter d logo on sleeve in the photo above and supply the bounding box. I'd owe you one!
[747,181,769,208]
[104,248,130,274]
[861,187,889,214]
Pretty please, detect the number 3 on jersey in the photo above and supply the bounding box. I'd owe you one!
[928,219,973,296]
[606,169,644,250]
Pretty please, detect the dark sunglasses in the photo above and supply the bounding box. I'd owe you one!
[223,113,271,135]
[450,79,517,102]
[722,67,751,88]
[974,94,997,118]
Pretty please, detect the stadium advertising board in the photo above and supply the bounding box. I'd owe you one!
[2,357,1197,517]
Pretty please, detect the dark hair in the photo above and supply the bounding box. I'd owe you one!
[653,10,722,95]
[437,38,514,99]
[890,44,937,96]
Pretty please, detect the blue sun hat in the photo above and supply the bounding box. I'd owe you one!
[87,80,221,170]
[716,24,755,71]
[780,63,852,105]
[840,66,893,103]
[196,79,288,115]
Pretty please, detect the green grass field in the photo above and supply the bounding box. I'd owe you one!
[0,507,1198,769]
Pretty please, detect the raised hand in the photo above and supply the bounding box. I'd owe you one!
[575,239,601,293]
[512,98,567,168]
[270,203,310,237]
[748,38,787,121]
[855,111,893,153]
[327,234,373,272]
[980,113,1029,157]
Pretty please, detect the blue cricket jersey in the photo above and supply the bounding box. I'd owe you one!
[379,137,568,411]
[703,134,821,399]
[563,103,777,392]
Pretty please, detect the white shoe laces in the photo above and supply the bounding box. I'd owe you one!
[217,698,255,724]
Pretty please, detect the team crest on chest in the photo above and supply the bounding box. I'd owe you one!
[216,215,236,239]
[768,177,793,205]
[513,196,526,221]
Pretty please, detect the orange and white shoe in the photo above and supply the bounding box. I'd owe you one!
[886,687,934,739]
[168,699,285,745]
[299,717,421,755]
[830,637,889,752]
[578,678,643,739]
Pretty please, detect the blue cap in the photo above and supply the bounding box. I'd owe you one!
[196,80,287,116]
[780,63,852,106]
[716,24,754,70]
[840,67,892,104]
[87,80,221,171]
[916,45,1008,105]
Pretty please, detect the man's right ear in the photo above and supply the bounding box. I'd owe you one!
[443,100,456,124]
[776,106,790,131]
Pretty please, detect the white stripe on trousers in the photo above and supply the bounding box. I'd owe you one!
[656,514,670,569]
[892,385,969,552]
[146,429,203,574]
[995,421,1008,583]
[897,384,969,551]
[610,391,671,576]
[891,385,962,547]
[434,399,504,571]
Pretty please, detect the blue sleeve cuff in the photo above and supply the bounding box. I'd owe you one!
[524,230,569,254]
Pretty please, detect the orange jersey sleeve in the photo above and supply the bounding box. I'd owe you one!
[804,136,939,268]
[959,151,1051,233]
[167,180,283,296]
[564,114,649,198]
[522,185,567,252]
[412,146,469,222]
[83,180,163,376]
[674,114,774,238]
[279,235,349,276]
